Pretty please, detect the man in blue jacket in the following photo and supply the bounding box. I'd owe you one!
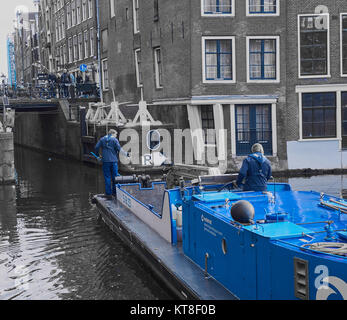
[95,129,129,197]
[235,143,272,192]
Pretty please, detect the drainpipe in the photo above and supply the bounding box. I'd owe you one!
[96,0,103,103]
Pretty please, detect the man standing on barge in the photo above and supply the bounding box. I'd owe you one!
[95,129,130,198]
[235,143,272,192]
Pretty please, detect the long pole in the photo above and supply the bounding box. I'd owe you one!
[96,0,103,103]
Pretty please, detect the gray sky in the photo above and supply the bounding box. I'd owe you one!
[0,0,36,77]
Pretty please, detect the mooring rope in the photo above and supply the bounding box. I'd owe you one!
[301,242,347,256]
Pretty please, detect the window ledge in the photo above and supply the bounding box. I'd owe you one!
[298,138,340,142]
[246,13,279,17]
[247,79,280,84]
[299,74,331,79]
[203,80,236,84]
[202,13,235,17]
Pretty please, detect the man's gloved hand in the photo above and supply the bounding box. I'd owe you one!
[97,156,102,162]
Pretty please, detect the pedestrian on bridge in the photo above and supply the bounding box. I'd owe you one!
[61,69,71,98]
[95,129,130,198]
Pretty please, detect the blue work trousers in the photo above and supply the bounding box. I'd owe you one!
[102,162,120,195]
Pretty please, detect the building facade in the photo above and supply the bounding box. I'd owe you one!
[97,0,347,172]
[11,1,347,171]
[99,0,286,170]
[13,6,40,88]
[38,0,98,82]
[286,0,347,170]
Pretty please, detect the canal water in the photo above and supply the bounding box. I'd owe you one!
[0,147,173,300]
[1,146,347,300]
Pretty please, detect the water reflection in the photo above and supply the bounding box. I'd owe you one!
[288,175,347,198]
[0,147,172,300]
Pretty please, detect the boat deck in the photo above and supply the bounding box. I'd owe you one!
[199,189,347,259]
[93,195,238,300]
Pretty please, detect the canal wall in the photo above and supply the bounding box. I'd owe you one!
[12,100,347,176]
[0,133,15,184]
[13,103,82,161]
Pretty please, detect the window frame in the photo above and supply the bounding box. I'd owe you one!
[154,47,163,89]
[133,0,140,34]
[88,0,93,19]
[298,13,331,79]
[246,35,280,83]
[202,36,236,84]
[246,0,279,17]
[90,27,94,57]
[110,0,115,18]
[295,84,347,143]
[66,2,71,29]
[134,48,143,88]
[78,33,83,61]
[73,35,78,62]
[301,92,337,140]
[341,13,347,77]
[68,37,73,63]
[84,30,89,59]
[102,58,109,91]
[201,0,235,17]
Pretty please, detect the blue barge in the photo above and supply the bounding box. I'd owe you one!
[93,174,347,300]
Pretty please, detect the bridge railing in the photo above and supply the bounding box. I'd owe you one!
[3,83,100,100]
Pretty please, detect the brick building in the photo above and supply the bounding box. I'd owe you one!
[39,0,98,82]
[97,0,347,171]
[285,1,347,170]
[13,6,40,88]
[99,0,287,170]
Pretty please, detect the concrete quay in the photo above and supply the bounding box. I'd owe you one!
[0,132,15,184]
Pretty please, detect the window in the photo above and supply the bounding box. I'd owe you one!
[84,30,89,58]
[134,49,143,87]
[77,2,81,24]
[56,18,59,40]
[235,104,272,155]
[67,3,71,28]
[247,0,278,15]
[88,0,93,18]
[298,14,330,78]
[154,47,163,88]
[73,35,78,61]
[101,29,108,53]
[61,14,65,39]
[60,46,64,67]
[82,0,87,21]
[78,33,83,60]
[201,105,215,143]
[202,36,235,83]
[302,92,336,139]
[63,44,67,66]
[110,0,115,18]
[202,0,234,16]
[102,59,109,90]
[341,14,347,76]
[247,36,279,82]
[72,3,76,26]
[342,92,347,148]
[154,0,159,21]
[68,37,73,62]
[90,28,94,56]
[133,0,140,33]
